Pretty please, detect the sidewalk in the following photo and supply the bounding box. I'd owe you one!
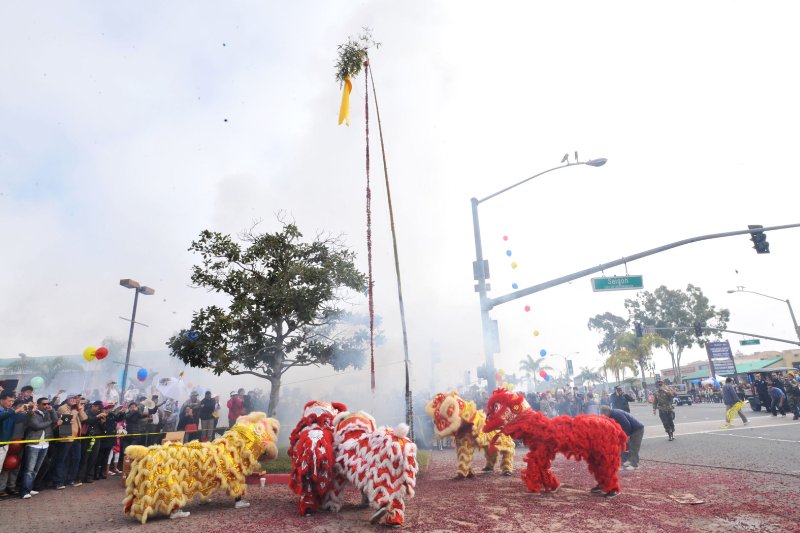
[1,449,797,532]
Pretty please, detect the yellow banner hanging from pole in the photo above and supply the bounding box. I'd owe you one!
[338,75,352,126]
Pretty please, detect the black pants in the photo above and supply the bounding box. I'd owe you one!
[658,410,675,433]
[79,438,101,482]
[770,400,786,416]
[96,447,112,477]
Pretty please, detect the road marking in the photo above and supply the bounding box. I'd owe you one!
[706,433,800,444]
[642,421,796,440]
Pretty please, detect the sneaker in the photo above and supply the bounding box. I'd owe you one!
[743,420,749,425]
[22,494,32,499]
[234,499,250,509]
[590,485,603,494]
[622,460,631,467]
[170,510,190,519]
[29,491,39,496]
[55,485,66,490]
[481,466,493,472]
[501,471,512,476]
[604,489,620,499]
[624,465,638,471]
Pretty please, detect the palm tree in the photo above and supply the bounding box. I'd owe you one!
[604,349,638,384]
[519,354,553,392]
[575,366,605,388]
[616,332,667,395]
[4,356,83,387]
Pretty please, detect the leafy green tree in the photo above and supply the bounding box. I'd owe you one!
[6,356,84,387]
[167,222,369,416]
[624,285,729,383]
[519,354,553,392]
[587,312,629,355]
[615,332,667,395]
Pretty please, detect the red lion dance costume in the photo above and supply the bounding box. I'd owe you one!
[288,400,348,516]
[484,388,628,498]
[330,410,417,528]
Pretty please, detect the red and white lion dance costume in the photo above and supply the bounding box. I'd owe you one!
[484,388,628,498]
[330,410,417,527]
[288,400,347,516]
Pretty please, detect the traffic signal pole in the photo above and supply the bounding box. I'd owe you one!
[488,223,800,309]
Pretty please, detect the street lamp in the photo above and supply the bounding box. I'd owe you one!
[120,279,155,399]
[727,286,800,342]
[471,157,607,391]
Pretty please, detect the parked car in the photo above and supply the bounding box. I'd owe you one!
[673,394,693,406]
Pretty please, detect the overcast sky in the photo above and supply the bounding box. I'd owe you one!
[2,2,799,404]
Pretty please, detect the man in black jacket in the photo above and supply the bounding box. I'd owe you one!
[20,397,60,498]
[610,386,635,413]
[79,401,107,484]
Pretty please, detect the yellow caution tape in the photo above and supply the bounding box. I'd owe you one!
[0,431,184,446]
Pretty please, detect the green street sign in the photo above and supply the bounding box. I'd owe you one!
[739,339,761,346]
[591,275,644,292]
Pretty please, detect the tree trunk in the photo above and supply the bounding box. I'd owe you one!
[675,347,684,383]
[267,376,281,417]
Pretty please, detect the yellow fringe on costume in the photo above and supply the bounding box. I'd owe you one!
[426,392,515,477]
[123,412,280,524]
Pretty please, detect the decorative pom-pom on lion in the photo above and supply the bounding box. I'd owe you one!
[123,412,280,523]
[484,388,627,498]
[425,391,515,479]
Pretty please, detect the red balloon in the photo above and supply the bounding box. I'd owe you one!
[539,370,547,378]
[7,443,23,456]
[95,347,109,360]
[524,305,531,312]
[3,453,19,471]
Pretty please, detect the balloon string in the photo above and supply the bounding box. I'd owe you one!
[365,61,375,393]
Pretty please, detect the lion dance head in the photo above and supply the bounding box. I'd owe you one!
[483,388,530,433]
[424,391,478,439]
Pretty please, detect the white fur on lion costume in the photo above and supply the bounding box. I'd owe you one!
[123,412,280,523]
[328,410,417,527]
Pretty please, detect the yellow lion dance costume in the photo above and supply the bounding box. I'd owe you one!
[425,391,515,478]
[123,412,280,524]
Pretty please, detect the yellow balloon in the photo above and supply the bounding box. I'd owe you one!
[511,262,518,269]
[83,346,97,361]
[533,330,540,336]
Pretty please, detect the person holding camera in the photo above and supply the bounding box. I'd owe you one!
[0,399,30,498]
[19,397,60,498]
[652,380,677,441]
[0,392,30,493]
[78,401,107,484]
[52,393,88,489]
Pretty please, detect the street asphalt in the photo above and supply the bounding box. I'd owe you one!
[628,401,799,475]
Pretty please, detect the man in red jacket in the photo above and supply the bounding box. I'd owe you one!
[227,391,245,427]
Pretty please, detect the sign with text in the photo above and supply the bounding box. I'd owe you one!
[739,339,761,346]
[706,340,736,375]
[591,275,644,292]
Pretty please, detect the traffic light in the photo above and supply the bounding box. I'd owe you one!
[748,224,770,254]
[694,323,703,336]
[634,322,643,337]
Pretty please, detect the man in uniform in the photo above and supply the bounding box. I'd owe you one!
[652,380,677,441]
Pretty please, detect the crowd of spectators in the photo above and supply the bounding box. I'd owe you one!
[0,381,268,501]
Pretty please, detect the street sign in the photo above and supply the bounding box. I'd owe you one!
[739,339,761,346]
[706,340,736,375]
[591,275,644,292]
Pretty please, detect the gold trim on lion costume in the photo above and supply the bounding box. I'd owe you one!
[425,391,515,478]
[123,412,280,524]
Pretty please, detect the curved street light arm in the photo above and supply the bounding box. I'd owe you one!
[477,160,605,205]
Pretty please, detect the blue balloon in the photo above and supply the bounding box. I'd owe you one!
[539,349,547,357]
[136,368,148,382]
[185,330,200,341]
[512,283,518,289]
[506,250,512,256]
[544,375,551,381]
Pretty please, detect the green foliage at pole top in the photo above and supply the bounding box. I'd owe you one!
[624,284,730,383]
[166,221,369,417]
[335,27,380,84]
[587,312,629,355]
